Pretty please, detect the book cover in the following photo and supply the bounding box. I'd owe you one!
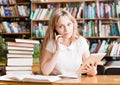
[94,42,101,53]
[90,43,98,53]
[97,40,108,53]
[110,42,119,56]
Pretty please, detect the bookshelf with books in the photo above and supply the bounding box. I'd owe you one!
[83,0,120,58]
[0,0,31,39]
[30,0,120,57]
[30,0,84,39]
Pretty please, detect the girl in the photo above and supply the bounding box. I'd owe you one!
[40,9,97,76]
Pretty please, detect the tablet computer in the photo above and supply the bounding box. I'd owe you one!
[77,53,106,74]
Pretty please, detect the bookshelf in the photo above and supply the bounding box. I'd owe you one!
[30,0,120,57]
[82,0,120,38]
[83,0,120,57]
[0,0,31,39]
[30,0,83,39]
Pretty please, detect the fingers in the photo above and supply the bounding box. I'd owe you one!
[83,62,97,73]
[55,35,63,44]
[55,35,62,40]
[55,35,63,51]
[94,62,98,67]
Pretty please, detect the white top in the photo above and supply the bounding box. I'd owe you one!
[46,36,89,75]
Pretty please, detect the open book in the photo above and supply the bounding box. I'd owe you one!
[77,53,106,75]
[0,74,61,82]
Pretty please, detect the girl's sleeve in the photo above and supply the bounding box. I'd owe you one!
[46,40,55,53]
[81,37,89,53]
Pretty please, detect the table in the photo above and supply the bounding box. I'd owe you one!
[0,75,120,85]
[54,75,120,85]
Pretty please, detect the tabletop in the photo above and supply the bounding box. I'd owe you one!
[0,75,120,85]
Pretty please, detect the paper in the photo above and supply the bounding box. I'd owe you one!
[0,74,61,82]
[58,74,79,79]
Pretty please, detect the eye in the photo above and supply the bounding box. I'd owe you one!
[59,25,64,29]
[68,23,71,26]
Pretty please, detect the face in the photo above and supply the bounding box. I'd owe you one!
[55,15,74,39]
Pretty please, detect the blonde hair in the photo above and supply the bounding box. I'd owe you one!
[40,9,79,57]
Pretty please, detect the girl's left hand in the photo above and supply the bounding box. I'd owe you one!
[84,62,97,76]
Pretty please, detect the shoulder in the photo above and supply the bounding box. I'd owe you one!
[77,36,87,43]
[75,36,89,48]
[46,39,56,53]
[48,39,55,45]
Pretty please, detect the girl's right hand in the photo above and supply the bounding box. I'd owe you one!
[55,35,63,51]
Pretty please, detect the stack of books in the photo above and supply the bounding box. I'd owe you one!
[6,39,40,75]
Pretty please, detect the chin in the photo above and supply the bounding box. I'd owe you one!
[65,36,72,39]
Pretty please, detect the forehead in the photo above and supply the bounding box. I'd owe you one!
[56,15,72,25]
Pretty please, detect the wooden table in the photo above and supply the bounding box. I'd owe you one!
[54,75,120,85]
[0,75,120,85]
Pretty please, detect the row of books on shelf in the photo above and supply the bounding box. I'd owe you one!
[31,20,120,39]
[0,22,30,33]
[0,5,30,17]
[32,23,48,38]
[31,8,54,20]
[85,1,119,18]
[6,39,40,75]
[82,20,120,37]
[90,40,120,57]
[31,1,120,20]
[0,0,16,4]
[31,3,83,20]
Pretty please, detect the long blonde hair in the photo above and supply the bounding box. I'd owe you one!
[40,9,79,57]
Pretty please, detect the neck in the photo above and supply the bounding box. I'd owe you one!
[63,38,71,46]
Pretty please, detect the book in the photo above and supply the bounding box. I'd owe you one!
[6,66,32,71]
[0,74,61,82]
[90,43,98,53]
[7,57,33,66]
[94,42,101,53]
[6,42,35,48]
[7,46,34,51]
[77,53,106,75]
[6,70,32,75]
[8,50,34,54]
[7,54,33,58]
[97,40,108,53]
[110,42,119,56]
[15,39,40,44]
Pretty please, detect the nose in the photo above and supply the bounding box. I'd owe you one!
[64,25,69,32]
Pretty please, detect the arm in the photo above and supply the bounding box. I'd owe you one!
[40,35,62,76]
[82,50,97,76]
[40,49,60,76]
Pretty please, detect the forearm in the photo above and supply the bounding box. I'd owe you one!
[41,50,60,75]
